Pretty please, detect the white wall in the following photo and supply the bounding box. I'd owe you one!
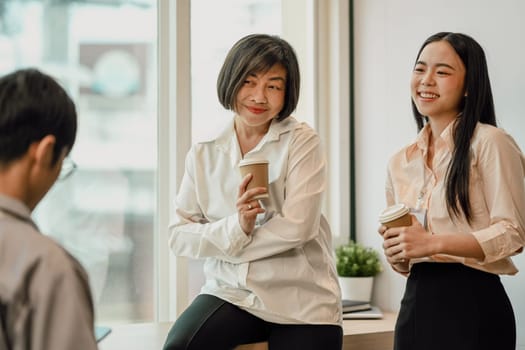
[353,1,525,348]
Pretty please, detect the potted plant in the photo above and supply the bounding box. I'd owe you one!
[335,240,382,302]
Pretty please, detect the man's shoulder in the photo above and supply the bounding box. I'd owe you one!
[0,222,89,298]
[31,234,89,287]
[1,220,70,264]
[0,222,96,350]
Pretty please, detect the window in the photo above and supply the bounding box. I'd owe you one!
[190,0,281,143]
[1,0,350,323]
[0,0,157,323]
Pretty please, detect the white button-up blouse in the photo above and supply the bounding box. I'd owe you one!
[169,116,342,325]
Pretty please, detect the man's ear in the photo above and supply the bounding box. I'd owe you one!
[33,135,57,169]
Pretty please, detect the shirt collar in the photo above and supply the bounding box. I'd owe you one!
[210,115,298,159]
[406,120,456,161]
[264,116,297,142]
[0,193,35,226]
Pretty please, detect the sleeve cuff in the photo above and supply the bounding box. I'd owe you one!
[226,214,252,256]
[472,221,523,264]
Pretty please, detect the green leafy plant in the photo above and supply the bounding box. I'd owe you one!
[335,240,382,277]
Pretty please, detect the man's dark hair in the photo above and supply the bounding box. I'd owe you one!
[0,68,77,165]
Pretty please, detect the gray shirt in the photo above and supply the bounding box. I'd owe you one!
[0,194,98,350]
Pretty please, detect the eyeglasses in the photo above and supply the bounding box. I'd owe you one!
[58,157,77,181]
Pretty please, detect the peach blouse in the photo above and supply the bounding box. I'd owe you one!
[386,121,525,275]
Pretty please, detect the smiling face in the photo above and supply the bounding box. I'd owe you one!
[411,40,466,124]
[234,63,286,132]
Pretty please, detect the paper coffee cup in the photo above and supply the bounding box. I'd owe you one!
[238,159,269,199]
[379,203,411,228]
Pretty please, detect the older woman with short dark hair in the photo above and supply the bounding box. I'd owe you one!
[163,34,342,350]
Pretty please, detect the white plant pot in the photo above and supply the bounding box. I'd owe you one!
[338,276,374,302]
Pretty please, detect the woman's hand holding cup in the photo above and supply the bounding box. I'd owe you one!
[237,173,267,235]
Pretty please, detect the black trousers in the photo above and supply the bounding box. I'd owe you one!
[395,262,516,350]
[162,294,342,350]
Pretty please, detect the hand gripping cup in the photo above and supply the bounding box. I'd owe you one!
[379,203,412,228]
[238,159,269,199]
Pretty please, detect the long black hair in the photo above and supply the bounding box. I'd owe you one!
[412,32,496,223]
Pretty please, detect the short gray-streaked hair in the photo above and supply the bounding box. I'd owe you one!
[217,34,300,121]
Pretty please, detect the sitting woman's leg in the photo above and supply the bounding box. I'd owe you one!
[163,294,269,350]
[268,323,343,350]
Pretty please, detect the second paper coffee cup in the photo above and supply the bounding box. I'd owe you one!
[238,159,269,199]
[379,203,411,228]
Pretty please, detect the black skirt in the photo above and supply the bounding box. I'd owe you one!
[394,262,516,350]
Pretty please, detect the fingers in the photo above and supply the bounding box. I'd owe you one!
[385,249,406,264]
[383,236,407,263]
[383,239,402,256]
[379,226,403,262]
[237,199,264,235]
[238,173,253,197]
[383,226,403,239]
[386,255,406,265]
[238,173,267,202]
[237,200,262,213]
[237,173,267,234]
[382,235,400,249]
[236,195,265,223]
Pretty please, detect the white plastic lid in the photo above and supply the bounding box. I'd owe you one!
[378,203,409,222]
[238,159,269,166]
